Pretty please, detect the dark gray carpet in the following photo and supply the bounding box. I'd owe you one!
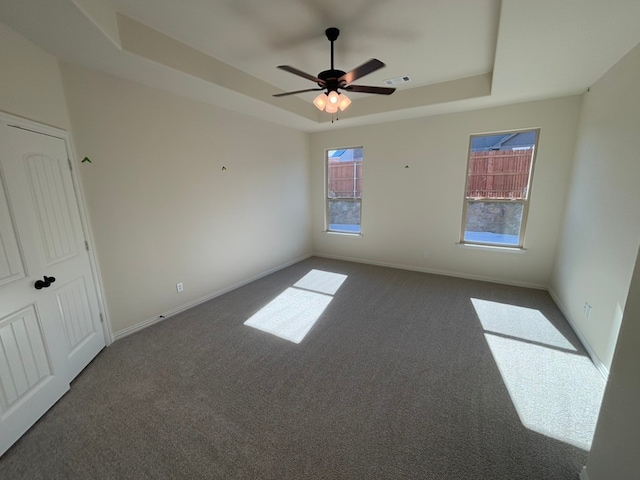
[0,257,589,479]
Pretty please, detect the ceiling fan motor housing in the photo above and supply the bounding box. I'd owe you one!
[318,69,347,91]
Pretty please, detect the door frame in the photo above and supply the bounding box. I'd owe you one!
[0,110,112,346]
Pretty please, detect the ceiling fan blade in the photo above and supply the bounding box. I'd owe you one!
[273,88,324,97]
[339,59,386,85]
[277,65,325,85]
[343,84,396,95]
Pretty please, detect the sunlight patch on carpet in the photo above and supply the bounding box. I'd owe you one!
[244,270,347,343]
[293,269,347,295]
[472,298,605,450]
[472,298,576,351]
[484,334,605,450]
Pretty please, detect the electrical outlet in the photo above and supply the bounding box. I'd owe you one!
[583,302,592,318]
[423,251,429,259]
[177,282,184,293]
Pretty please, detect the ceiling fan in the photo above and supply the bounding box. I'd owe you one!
[273,27,395,113]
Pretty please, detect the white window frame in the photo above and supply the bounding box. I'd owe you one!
[325,146,363,235]
[460,129,540,249]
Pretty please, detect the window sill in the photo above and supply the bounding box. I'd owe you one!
[456,242,526,254]
[324,230,363,237]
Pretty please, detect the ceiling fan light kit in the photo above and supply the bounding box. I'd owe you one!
[325,102,339,114]
[313,93,328,110]
[274,27,395,115]
[337,93,351,111]
[313,90,352,113]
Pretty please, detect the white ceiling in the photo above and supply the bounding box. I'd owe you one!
[1,0,639,132]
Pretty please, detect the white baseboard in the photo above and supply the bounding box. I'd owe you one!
[111,253,312,341]
[548,288,609,381]
[579,466,589,480]
[318,253,610,380]
[110,251,609,386]
[313,253,548,290]
[113,250,546,342]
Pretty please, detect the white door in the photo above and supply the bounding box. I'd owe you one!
[0,122,105,456]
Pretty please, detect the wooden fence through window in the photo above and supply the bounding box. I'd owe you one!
[328,159,362,198]
[327,151,532,200]
[466,150,533,199]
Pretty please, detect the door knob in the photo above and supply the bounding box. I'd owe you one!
[34,276,56,290]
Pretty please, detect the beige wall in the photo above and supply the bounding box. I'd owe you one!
[585,245,640,480]
[550,43,640,372]
[60,62,312,335]
[552,42,640,480]
[310,96,582,288]
[0,22,70,129]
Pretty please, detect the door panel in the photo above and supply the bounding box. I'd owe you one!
[25,153,78,264]
[0,122,105,456]
[0,301,68,457]
[0,176,25,286]
[56,278,96,354]
[0,306,53,407]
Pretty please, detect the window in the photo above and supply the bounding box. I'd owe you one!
[326,147,363,234]
[461,129,539,248]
